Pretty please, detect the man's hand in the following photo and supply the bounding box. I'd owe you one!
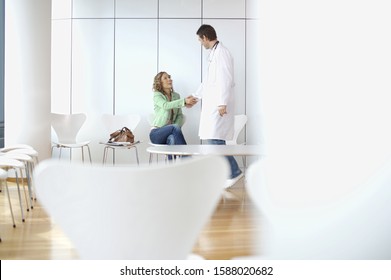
[218,105,227,116]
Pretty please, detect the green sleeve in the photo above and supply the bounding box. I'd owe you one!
[174,107,184,127]
[153,92,185,109]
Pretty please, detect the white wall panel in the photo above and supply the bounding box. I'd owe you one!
[73,0,114,18]
[114,19,158,163]
[115,19,157,115]
[203,0,245,18]
[246,0,260,19]
[246,20,262,147]
[159,19,202,144]
[159,0,201,18]
[52,0,72,19]
[116,0,158,18]
[51,20,72,113]
[71,19,114,162]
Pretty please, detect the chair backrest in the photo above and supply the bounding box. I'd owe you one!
[226,114,247,145]
[51,113,87,144]
[246,159,391,259]
[102,114,141,134]
[34,156,229,259]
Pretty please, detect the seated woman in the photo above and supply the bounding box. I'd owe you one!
[149,71,197,159]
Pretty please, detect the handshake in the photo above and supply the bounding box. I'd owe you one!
[184,95,199,108]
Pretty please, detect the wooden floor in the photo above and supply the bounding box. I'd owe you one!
[0,179,262,260]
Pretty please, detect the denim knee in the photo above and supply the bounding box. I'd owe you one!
[171,124,181,132]
[167,134,175,145]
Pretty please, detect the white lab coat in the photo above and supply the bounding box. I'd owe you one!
[196,42,235,140]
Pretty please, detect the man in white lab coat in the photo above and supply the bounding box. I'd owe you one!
[195,24,243,188]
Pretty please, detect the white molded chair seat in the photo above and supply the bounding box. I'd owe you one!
[51,113,92,163]
[0,144,34,152]
[34,156,229,259]
[101,114,141,165]
[226,114,248,146]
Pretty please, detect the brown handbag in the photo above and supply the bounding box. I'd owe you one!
[108,127,135,143]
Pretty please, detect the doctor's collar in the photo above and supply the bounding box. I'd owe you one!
[212,41,219,50]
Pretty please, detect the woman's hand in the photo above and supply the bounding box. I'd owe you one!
[185,96,198,108]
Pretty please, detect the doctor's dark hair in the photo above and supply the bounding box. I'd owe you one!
[153,71,173,93]
[196,24,217,41]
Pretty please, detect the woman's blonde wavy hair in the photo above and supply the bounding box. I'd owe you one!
[152,71,173,93]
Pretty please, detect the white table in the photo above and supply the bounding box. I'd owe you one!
[147,144,263,159]
[147,145,263,205]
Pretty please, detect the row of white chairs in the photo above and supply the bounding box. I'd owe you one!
[0,144,39,241]
[51,113,140,165]
[51,113,247,165]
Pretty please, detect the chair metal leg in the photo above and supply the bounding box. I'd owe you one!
[87,145,92,163]
[242,155,246,171]
[134,147,139,165]
[26,162,35,209]
[4,180,16,227]
[15,172,25,222]
[148,152,161,164]
[103,147,108,165]
[20,166,31,212]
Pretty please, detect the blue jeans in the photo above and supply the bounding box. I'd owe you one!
[150,124,187,160]
[205,139,242,179]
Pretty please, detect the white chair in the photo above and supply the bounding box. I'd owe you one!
[0,144,35,152]
[101,114,141,165]
[246,159,391,259]
[0,158,27,226]
[226,114,248,169]
[34,156,229,259]
[3,151,36,210]
[1,145,39,168]
[51,113,92,163]
[0,167,16,230]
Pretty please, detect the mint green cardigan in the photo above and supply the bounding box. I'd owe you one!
[152,91,185,128]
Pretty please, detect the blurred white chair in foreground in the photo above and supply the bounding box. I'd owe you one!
[34,156,228,259]
[246,159,391,259]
